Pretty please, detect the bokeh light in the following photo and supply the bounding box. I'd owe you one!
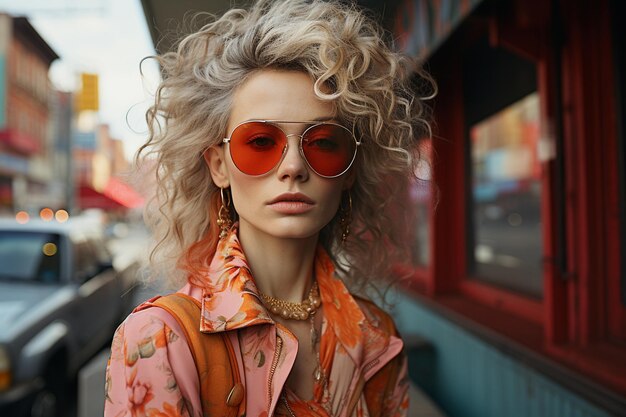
[40,208,54,222]
[55,209,69,223]
[42,243,58,256]
[15,211,29,224]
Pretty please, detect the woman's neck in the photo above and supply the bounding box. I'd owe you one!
[237,223,318,302]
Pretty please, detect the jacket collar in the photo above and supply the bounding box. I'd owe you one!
[315,246,397,368]
[198,227,273,332]
[198,227,396,366]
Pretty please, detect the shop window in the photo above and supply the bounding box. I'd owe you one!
[463,39,543,298]
[469,93,542,296]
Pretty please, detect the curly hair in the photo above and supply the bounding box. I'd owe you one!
[137,0,434,292]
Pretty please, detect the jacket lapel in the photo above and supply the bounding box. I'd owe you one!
[198,229,273,333]
[316,246,403,380]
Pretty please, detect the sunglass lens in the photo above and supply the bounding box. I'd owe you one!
[229,122,286,175]
[302,124,356,177]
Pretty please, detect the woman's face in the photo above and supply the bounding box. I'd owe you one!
[206,70,354,241]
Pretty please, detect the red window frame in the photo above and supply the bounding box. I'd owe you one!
[606,0,626,344]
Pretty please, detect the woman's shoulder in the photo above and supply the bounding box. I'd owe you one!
[111,296,189,362]
[351,294,399,336]
[116,283,202,339]
[111,283,204,358]
[106,292,201,417]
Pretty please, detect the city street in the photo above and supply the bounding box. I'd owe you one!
[1,0,624,415]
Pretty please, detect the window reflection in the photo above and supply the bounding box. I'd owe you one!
[469,93,543,297]
[411,140,432,267]
[0,231,61,283]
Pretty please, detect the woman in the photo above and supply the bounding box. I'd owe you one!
[105,1,432,416]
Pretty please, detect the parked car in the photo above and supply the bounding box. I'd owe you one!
[0,218,130,417]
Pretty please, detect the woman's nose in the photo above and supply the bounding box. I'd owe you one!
[276,135,309,181]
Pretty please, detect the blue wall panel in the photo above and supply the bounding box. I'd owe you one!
[390,293,612,417]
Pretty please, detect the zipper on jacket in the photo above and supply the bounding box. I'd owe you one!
[347,350,387,415]
[363,358,380,374]
[268,334,283,409]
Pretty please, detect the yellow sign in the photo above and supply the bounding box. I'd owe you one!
[76,73,99,111]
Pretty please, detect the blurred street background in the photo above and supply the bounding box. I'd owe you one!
[0,0,625,417]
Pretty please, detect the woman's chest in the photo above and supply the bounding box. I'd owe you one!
[236,315,332,415]
[280,313,324,401]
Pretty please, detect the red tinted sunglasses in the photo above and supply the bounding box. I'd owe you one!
[222,120,360,178]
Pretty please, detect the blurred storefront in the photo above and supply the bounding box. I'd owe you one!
[74,123,143,213]
[391,0,626,416]
[139,0,625,416]
[79,177,144,211]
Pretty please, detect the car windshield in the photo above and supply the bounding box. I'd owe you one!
[0,231,61,283]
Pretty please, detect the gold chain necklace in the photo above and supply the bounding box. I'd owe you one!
[279,311,330,416]
[259,282,321,321]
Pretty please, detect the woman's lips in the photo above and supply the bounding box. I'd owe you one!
[267,193,315,214]
[268,201,315,214]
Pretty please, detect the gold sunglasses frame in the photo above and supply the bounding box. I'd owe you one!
[222,120,361,178]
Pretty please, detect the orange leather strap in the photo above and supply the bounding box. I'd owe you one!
[150,294,245,417]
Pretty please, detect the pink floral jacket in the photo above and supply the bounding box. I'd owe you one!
[104,230,408,417]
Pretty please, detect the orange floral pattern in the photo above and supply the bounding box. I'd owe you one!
[126,367,154,417]
[317,254,365,350]
[105,315,194,417]
[147,401,186,417]
[105,226,408,417]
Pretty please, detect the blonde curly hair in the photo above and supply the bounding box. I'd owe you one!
[138,0,434,291]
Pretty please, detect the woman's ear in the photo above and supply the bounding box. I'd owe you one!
[203,147,230,188]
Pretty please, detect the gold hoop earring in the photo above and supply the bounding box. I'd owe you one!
[340,191,352,245]
[217,187,232,239]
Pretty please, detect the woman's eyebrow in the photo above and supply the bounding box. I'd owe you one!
[312,116,336,122]
[240,117,337,123]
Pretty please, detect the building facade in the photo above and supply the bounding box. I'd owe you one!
[390,0,626,416]
[0,15,59,214]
